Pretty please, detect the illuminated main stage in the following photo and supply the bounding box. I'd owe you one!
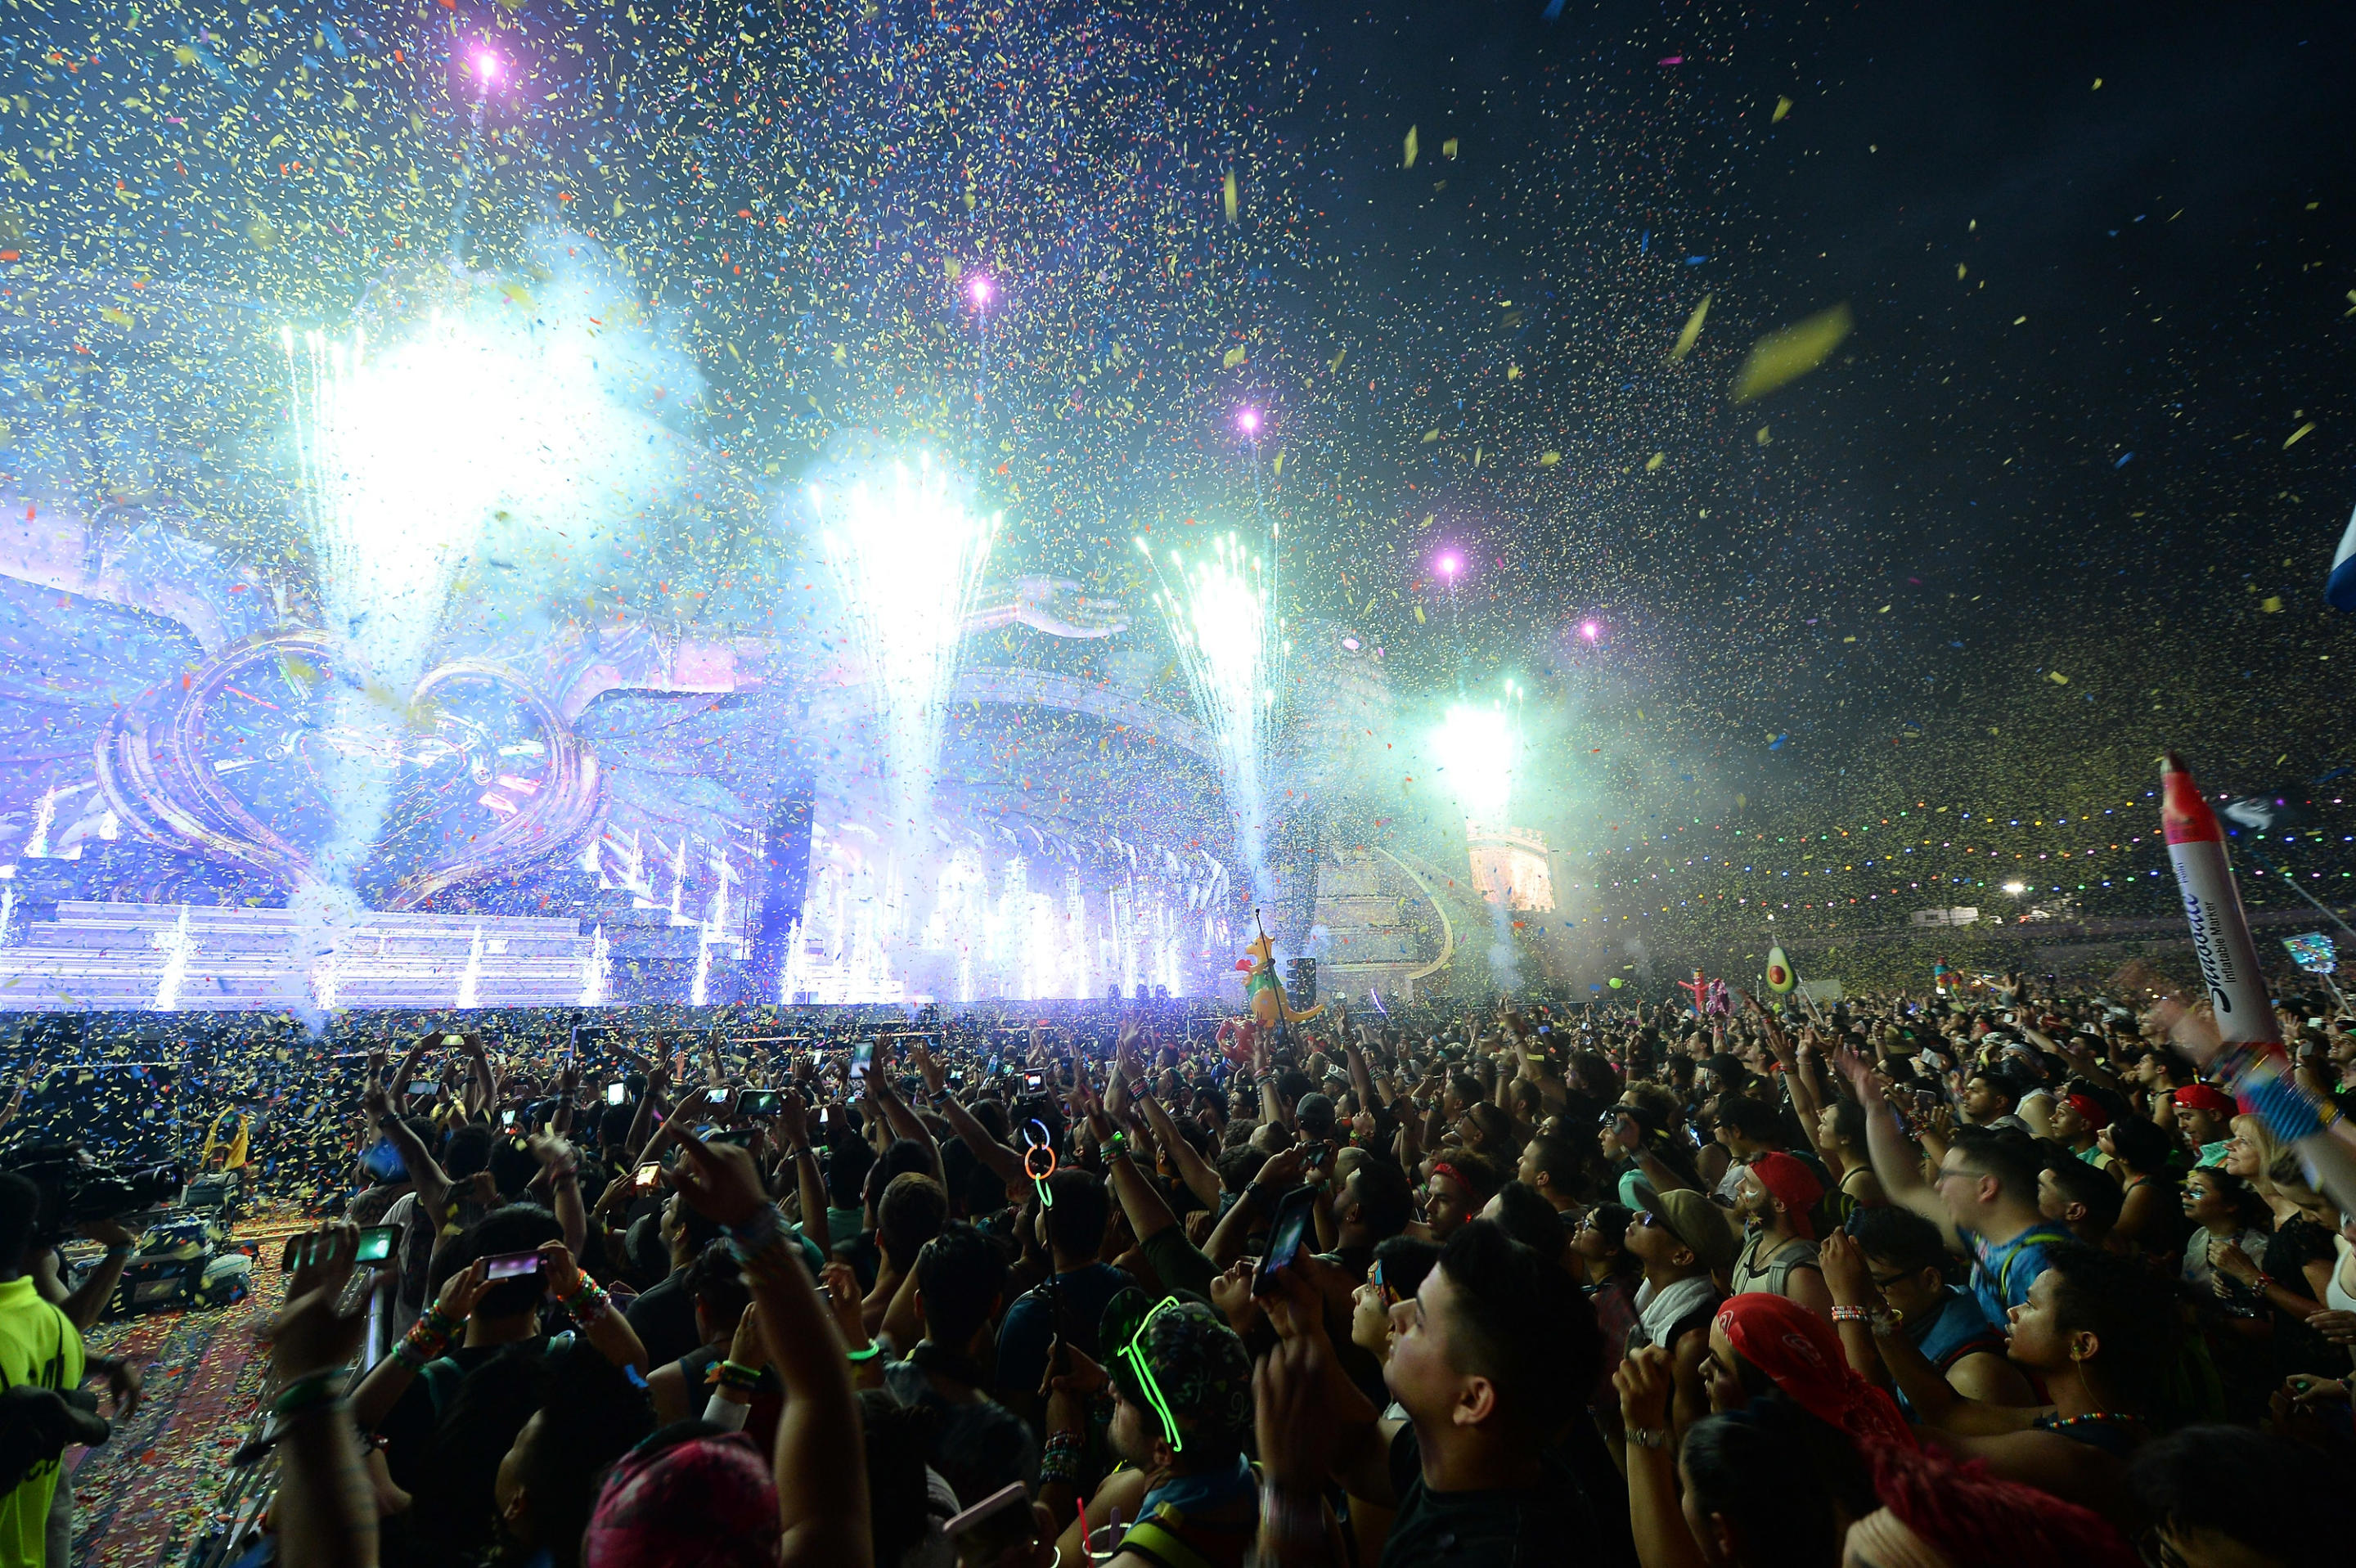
[0,901,610,1012]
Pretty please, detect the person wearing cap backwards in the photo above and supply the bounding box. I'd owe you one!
[2048,1088,2115,1172]
[2169,1082,2237,1166]
[1042,1291,1261,1568]
[1728,1151,1832,1319]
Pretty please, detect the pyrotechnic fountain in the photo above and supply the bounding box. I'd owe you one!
[1139,531,1288,901]
[811,455,1000,829]
[1430,696,1521,830]
[1431,686,1540,986]
[283,321,499,1000]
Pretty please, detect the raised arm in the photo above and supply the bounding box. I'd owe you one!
[364,1080,452,1224]
[266,1226,379,1568]
[774,1091,833,1253]
[351,1260,492,1433]
[528,1134,587,1258]
[1837,1046,1961,1249]
[622,1057,670,1165]
[1135,1085,1222,1211]
[910,1044,1026,1189]
[867,1054,944,1184]
[1205,1146,1309,1269]
[1083,1090,1180,1246]
[668,1130,873,1568]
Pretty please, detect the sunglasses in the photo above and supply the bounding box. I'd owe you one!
[1117,1296,1187,1454]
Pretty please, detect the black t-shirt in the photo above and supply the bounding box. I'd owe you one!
[1381,1423,1601,1568]
[625,1267,701,1368]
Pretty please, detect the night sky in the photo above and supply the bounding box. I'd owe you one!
[3,1,2354,979]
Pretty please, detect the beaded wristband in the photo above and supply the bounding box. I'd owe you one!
[1043,1429,1086,1454]
[706,1359,764,1392]
[561,1279,611,1326]
[722,1203,787,1260]
[1038,1447,1082,1485]
[735,1234,806,1292]
[1829,1305,1873,1323]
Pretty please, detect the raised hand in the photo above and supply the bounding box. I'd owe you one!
[1614,1343,1675,1435]
[775,1087,811,1149]
[538,1241,587,1299]
[1817,1229,1877,1310]
[269,1224,368,1382]
[668,1125,770,1226]
[434,1257,493,1321]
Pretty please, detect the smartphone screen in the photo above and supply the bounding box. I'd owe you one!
[849,1039,876,1086]
[817,1106,833,1130]
[1253,1188,1318,1296]
[944,1481,1038,1564]
[706,1087,731,1105]
[359,1139,407,1184]
[632,1162,663,1193]
[1023,1070,1045,1093]
[443,1034,464,1047]
[740,1090,780,1116]
[605,1082,627,1106]
[500,1108,517,1127]
[354,1225,398,1265]
[407,1083,437,1100]
[483,1251,542,1281]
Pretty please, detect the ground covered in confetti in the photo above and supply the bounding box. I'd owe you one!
[67,1215,301,1568]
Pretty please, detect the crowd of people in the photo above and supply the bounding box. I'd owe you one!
[2,963,2354,1567]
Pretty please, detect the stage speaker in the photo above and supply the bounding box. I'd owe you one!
[1283,957,1317,1009]
[745,780,815,1003]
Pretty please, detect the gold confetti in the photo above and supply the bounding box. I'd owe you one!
[1772,96,1792,123]
[1730,303,1853,402]
[1667,293,1711,362]
[1538,450,1560,466]
[1221,344,1248,368]
[1645,452,1665,471]
[1222,170,1239,224]
[1441,137,1459,159]
[2261,596,2283,613]
[2284,422,2315,448]
[2048,672,2070,685]
[1403,125,1419,168]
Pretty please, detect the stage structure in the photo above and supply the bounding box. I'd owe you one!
[0,258,1465,1013]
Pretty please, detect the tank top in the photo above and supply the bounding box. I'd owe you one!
[1730,1232,1820,1299]
[2329,1235,2356,1314]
